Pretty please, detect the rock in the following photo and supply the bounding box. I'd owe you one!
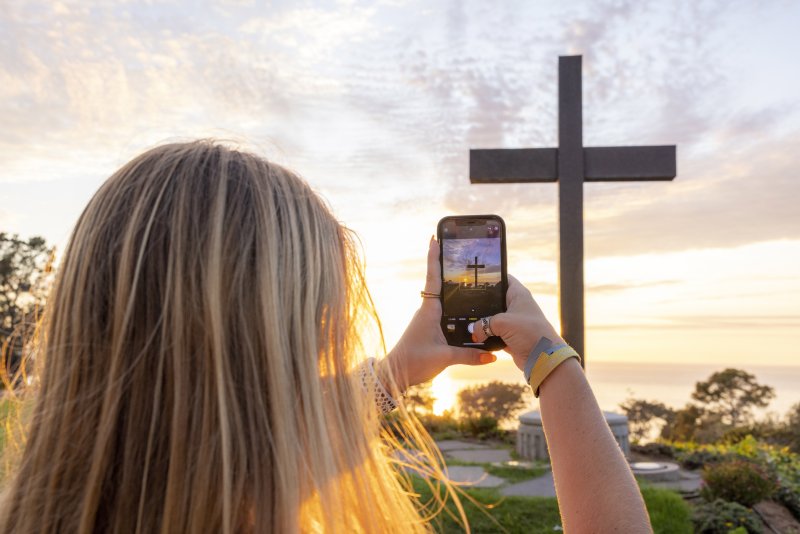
[754,500,800,534]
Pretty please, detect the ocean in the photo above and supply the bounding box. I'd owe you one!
[439,358,800,419]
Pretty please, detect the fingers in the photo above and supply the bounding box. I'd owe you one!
[506,274,532,307]
[448,346,497,366]
[470,313,508,343]
[423,236,442,295]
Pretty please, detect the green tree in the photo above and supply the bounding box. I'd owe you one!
[691,368,775,427]
[661,403,705,442]
[784,402,800,453]
[403,381,435,414]
[0,233,55,388]
[618,397,675,443]
[457,381,531,425]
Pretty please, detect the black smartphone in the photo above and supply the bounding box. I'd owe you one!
[437,215,508,351]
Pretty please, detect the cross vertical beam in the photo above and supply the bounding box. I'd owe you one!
[558,56,585,361]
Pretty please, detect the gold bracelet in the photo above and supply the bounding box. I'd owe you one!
[528,346,581,398]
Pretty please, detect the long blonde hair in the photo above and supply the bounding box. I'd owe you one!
[0,140,467,533]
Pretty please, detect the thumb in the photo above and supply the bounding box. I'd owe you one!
[448,347,497,366]
[470,312,511,343]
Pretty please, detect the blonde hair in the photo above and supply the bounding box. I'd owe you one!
[0,140,470,533]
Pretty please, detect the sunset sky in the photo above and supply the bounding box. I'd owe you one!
[2,0,799,381]
[442,237,502,284]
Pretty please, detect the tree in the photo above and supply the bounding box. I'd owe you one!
[785,402,800,454]
[0,233,55,388]
[403,381,435,414]
[618,397,675,443]
[457,381,531,425]
[660,403,705,442]
[691,368,775,428]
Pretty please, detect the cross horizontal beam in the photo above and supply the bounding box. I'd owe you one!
[584,146,676,181]
[469,145,676,183]
[470,148,557,183]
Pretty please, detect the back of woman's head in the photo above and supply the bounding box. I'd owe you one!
[0,140,435,533]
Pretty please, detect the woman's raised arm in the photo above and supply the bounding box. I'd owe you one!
[470,276,652,533]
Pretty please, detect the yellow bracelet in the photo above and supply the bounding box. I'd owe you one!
[528,346,581,398]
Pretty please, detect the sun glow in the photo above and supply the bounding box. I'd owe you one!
[430,372,458,415]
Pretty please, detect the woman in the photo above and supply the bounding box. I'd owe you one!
[0,140,651,533]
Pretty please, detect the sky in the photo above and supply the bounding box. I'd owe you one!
[2,0,799,382]
[443,237,501,284]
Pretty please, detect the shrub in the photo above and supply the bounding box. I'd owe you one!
[417,412,460,439]
[679,448,730,470]
[631,442,675,459]
[701,460,777,507]
[457,381,530,425]
[458,416,499,439]
[692,499,763,534]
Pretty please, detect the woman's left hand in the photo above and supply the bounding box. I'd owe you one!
[380,237,496,395]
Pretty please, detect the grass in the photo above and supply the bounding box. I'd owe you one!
[0,396,11,453]
[639,483,693,534]
[410,475,693,533]
[484,464,548,483]
[0,395,32,482]
[1,395,14,482]
[410,475,562,534]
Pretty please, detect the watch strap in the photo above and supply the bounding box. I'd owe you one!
[523,337,566,383]
[528,345,581,398]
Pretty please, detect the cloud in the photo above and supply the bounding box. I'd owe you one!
[592,314,800,330]
[1,0,798,264]
[522,279,680,296]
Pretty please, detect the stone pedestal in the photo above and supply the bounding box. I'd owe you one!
[517,410,630,461]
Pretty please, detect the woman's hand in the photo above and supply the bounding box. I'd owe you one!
[381,237,496,394]
[469,275,564,372]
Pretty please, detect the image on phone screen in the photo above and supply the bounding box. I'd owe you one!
[439,216,506,349]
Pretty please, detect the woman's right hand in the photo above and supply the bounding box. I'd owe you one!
[469,275,565,372]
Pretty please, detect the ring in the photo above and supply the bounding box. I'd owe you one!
[420,291,440,298]
[481,316,495,338]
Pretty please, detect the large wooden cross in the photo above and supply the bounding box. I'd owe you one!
[469,55,676,366]
[467,255,485,287]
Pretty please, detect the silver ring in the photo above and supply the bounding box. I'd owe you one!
[481,316,495,338]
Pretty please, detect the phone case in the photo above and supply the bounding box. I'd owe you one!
[437,214,508,351]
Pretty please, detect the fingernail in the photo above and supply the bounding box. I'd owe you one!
[479,353,496,364]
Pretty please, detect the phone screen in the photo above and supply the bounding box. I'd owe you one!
[438,215,507,350]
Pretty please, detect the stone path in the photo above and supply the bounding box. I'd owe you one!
[426,439,702,499]
[447,447,511,464]
[501,471,557,497]
[444,466,506,488]
[432,440,554,497]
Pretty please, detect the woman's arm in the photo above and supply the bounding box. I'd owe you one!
[539,358,651,532]
[386,242,651,531]
[469,277,652,533]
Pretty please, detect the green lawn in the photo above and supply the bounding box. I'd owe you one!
[484,464,548,484]
[410,475,693,533]
[0,396,10,453]
[1,395,29,481]
[1,396,12,481]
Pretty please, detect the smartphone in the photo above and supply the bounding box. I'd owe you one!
[437,215,507,351]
